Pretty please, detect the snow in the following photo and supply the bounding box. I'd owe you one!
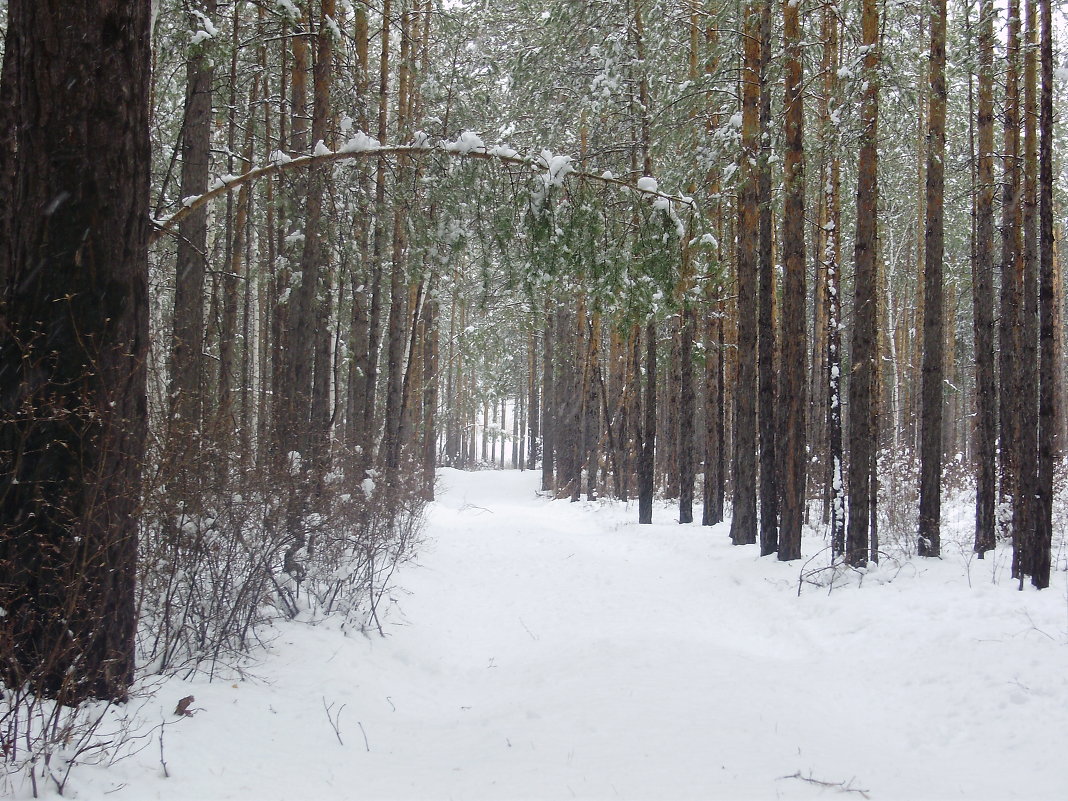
[444,131,486,155]
[10,469,1068,800]
[636,176,658,193]
[338,131,380,154]
[537,150,573,187]
[189,9,218,46]
[490,144,519,160]
[312,139,334,157]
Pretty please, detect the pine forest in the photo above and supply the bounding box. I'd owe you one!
[1,0,1067,797]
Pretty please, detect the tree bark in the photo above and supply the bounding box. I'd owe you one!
[972,0,997,557]
[999,0,1022,542]
[1033,0,1055,588]
[819,1,844,556]
[169,0,217,480]
[756,0,777,556]
[918,0,947,558]
[730,0,760,547]
[0,0,150,703]
[847,0,880,567]
[1015,0,1039,582]
[778,0,806,561]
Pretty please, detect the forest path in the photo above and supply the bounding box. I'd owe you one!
[87,468,1067,801]
[359,468,1066,801]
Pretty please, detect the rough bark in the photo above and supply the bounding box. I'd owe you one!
[730,0,761,547]
[1015,0,1039,582]
[847,0,880,567]
[1033,0,1055,588]
[0,0,150,703]
[778,0,806,561]
[918,0,947,558]
[972,0,997,557]
[756,0,777,556]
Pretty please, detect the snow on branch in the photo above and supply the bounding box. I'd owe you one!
[149,132,694,243]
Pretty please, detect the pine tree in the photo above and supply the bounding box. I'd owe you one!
[0,0,151,703]
[918,0,947,558]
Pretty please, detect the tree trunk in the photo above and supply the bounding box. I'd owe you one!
[169,0,217,482]
[847,0,880,567]
[730,0,761,547]
[541,302,555,491]
[972,0,997,557]
[918,0,947,558]
[638,320,657,524]
[756,0,777,555]
[1034,0,1055,589]
[778,0,806,561]
[1015,0,1039,582]
[819,1,844,555]
[0,0,150,703]
[999,0,1022,541]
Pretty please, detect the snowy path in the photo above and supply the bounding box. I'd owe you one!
[59,469,1068,800]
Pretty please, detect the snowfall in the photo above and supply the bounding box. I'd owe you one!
[8,467,1068,800]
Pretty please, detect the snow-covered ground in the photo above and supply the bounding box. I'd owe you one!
[14,468,1068,800]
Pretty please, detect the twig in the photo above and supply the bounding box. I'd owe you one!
[159,722,169,778]
[519,617,539,641]
[357,721,370,753]
[322,697,346,746]
[778,770,870,799]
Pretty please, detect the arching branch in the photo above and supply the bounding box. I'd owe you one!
[149,134,695,244]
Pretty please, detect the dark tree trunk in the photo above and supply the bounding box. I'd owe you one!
[847,0,880,567]
[1015,0,1039,582]
[918,0,947,559]
[730,0,760,547]
[778,0,806,562]
[756,0,777,556]
[0,0,150,703]
[972,0,997,557]
[1034,0,1055,589]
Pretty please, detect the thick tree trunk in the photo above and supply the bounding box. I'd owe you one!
[0,0,150,703]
